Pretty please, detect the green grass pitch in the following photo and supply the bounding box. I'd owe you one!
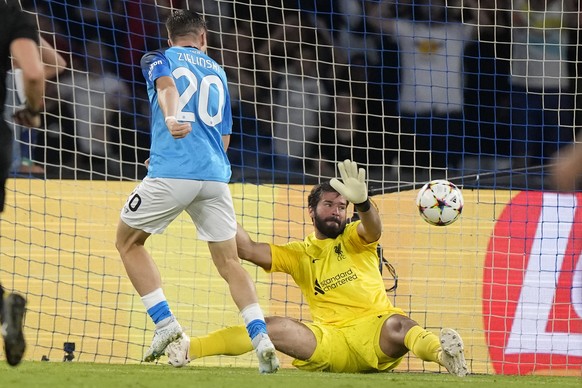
[0,363,580,388]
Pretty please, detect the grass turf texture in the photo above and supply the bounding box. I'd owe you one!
[0,363,580,388]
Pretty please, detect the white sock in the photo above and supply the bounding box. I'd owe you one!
[141,288,173,327]
[240,303,265,326]
[141,288,165,308]
[240,303,268,345]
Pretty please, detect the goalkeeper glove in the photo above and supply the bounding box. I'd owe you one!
[330,159,369,209]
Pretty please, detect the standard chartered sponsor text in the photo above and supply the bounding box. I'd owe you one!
[320,269,358,291]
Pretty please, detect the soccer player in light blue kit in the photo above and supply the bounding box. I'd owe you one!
[115,10,279,373]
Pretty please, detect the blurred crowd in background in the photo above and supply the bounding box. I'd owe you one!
[7,0,581,188]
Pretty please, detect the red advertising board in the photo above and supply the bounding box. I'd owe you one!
[484,191,582,374]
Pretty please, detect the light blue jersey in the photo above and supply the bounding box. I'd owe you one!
[141,46,232,182]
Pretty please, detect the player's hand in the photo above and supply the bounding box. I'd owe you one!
[165,117,192,139]
[330,159,368,204]
[13,105,42,128]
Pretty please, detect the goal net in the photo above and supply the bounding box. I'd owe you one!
[1,0,580,375]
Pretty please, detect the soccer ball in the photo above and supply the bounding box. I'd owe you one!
[416,180,464,226]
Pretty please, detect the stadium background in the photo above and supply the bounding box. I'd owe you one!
[0,0,580,376]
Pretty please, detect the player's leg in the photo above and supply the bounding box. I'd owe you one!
[115,221,158,296]
[116,178,186,361]
[378,314,418,359]
[166,316,316,367]
[166,326,250,367]
[263,316,316,360]
[207,239,280,373]
[379,314,468,376]
[189,181,279,373]
[116,220,182,361]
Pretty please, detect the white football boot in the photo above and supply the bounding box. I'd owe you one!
[166,333,191,367]
[143,318,183,362]
[252,333,280,374]
[438,328,468,377]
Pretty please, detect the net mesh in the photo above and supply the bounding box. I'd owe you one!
[1,0,580,375]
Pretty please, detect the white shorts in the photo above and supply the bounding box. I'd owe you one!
[120,177,236,241]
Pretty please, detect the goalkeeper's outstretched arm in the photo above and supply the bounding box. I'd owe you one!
[235,223,273,271]
[330,159,382,243]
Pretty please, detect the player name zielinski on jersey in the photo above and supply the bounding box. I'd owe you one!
[140,45,233,182]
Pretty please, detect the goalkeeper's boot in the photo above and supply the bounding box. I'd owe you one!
[438,328,468,377]
[165,333,191,367]
[252,333,280,374]
[143,318,183,362]
[1,292,27,366]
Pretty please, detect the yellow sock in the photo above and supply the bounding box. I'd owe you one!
[403,325,441,364]
[190,325,253,359]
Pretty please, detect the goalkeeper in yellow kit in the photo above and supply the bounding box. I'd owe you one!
[166,160,468,376]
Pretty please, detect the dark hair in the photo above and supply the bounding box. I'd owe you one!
[166,9,207,41]
[307,181,345,210]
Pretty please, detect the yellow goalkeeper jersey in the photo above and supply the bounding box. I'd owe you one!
[268,221,395,326]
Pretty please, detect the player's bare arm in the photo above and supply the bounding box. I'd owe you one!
[12,36,66,80]
[155,75,191,139]
[10,39,44,128]
[235,223,273,271]
[222,135,230,152]
[551,139,582,192]
[39,36,67,79]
